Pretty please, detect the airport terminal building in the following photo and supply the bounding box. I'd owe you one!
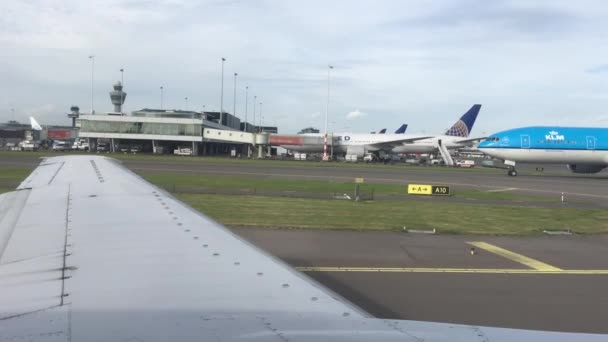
[75,82,276,156]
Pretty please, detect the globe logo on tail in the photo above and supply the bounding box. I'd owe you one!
[446,120,469,137]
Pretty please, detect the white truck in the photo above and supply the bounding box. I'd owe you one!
[19,140,38,151]
[52,141,69,151]
[72,139,90,151]
[455,159,476,168]
[174,147,193,156]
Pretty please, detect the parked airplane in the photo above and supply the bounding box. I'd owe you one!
[277,104,481,165]
[373,125,408,134]
[389,104,482,156]
[478,126,608,176]
[395,124,408,134]
[1,155,605,340]
[29,117,42,130]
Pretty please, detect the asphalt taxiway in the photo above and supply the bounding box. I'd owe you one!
[236,228,608,334]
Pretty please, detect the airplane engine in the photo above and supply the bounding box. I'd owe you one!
[346,146,366,157]
[567,164,607,174]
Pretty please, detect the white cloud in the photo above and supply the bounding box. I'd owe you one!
[346,109,367,120]
[2,1,608,133]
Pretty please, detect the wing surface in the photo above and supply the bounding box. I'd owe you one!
[369,136,433,150]
[454,136,487,144]
[0,156,606,341]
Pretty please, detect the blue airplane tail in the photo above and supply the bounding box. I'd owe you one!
[394,124,407,134]
[445,104,481,137]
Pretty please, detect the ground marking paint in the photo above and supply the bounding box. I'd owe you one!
[467,242,562,271]
[486,187,518,193]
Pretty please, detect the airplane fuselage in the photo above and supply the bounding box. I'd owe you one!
[478,126,608,165]
[279,133,469,154]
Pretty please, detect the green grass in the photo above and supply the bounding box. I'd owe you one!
[178,194,608,235]
[0,168,31,194]
[141,172,557,203]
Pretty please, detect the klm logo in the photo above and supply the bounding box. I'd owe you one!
[545,131,564,141]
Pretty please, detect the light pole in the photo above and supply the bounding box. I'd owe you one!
[259,102,263,132]
[11,108,15,122]
[88,55,95,114]
[253,96,257,133]
[323,65,334,161]
[120,68,124,113]
[185,97,189,110]
[233,73,238,119]
[160,86,164,109]
[244,86,249,131]
[220,57,226,126]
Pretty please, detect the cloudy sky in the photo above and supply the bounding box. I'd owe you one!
[2,0,608,134]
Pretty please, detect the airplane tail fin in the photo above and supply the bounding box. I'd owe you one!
[394,124,407,134]
[444,104,481,137]
[29,117,42,131]
[379,128,387,134]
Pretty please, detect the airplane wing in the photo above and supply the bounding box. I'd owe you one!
[368,136,434,150]
[454,136,487,145]
[1,156,606,341]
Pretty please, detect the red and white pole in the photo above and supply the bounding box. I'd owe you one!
[323,133,328,161]
[323,65,333,162]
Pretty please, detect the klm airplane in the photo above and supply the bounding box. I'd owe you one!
[478,126,608,176]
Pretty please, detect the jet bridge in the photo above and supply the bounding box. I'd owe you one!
[202,128,270,158]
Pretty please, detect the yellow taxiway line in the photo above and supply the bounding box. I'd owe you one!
[296,267,608,275]
[467,241,563,271]
[298,242,607,275]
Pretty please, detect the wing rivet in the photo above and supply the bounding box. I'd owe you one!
[342,312,350,317]
[234,262,240,265]
[282,283,289,288]
[193,236,199,240]
[177,223,183,226]
[88,194,97,197]
[213,253,220,256]
[311,297,318,301]
[257,272,264,276]
[185,229,190,232]
[203,244,208,248]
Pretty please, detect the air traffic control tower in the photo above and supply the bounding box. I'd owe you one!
[109,81,127,114]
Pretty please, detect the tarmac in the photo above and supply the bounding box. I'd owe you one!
[236,228,608,334]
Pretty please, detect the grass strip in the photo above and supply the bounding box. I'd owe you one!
[178,194,608,235]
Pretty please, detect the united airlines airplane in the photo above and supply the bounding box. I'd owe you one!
[478,126,608,176]
[0,155,606,340]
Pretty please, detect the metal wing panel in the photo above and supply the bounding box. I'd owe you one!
[0,185,67,320]
[17,160,65,189]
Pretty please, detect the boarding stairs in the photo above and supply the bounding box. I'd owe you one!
[436,140,454,166]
